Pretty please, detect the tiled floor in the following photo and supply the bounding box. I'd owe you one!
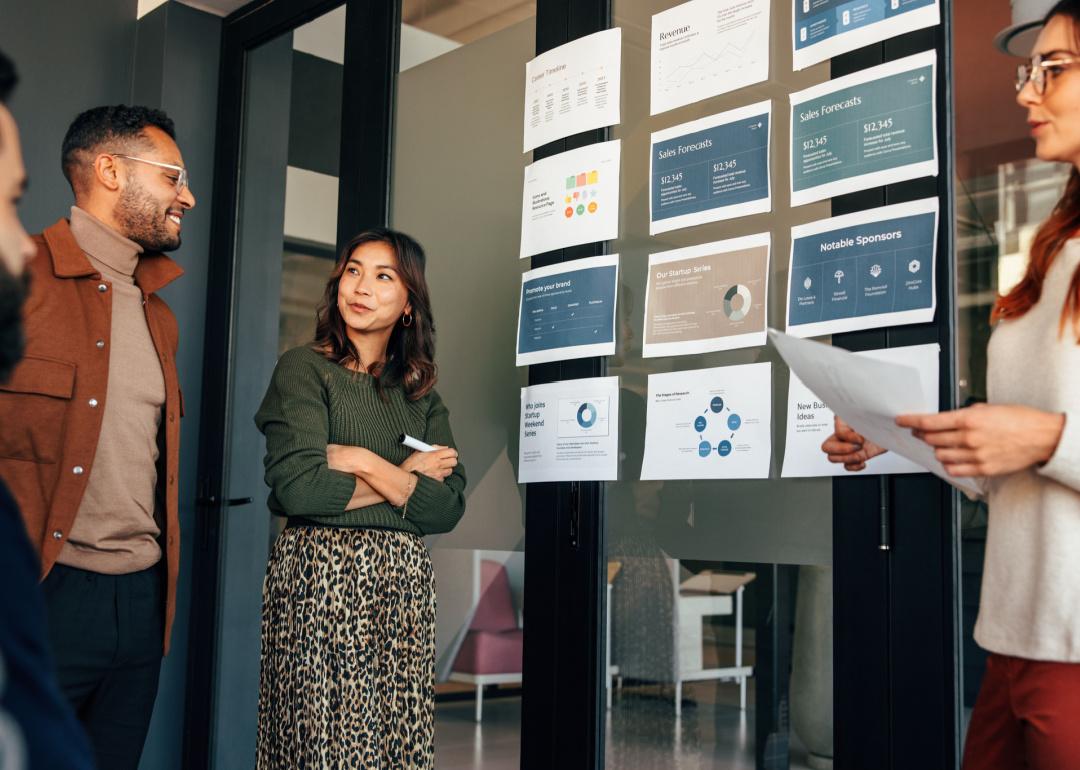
[435,686,817,770]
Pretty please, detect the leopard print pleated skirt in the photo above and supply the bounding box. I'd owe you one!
[256,526,436,769]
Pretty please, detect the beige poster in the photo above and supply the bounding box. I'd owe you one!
[643,233,770,357]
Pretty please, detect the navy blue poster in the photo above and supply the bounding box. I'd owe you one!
[516,255,619,366]
[650,102,771,235]
[787,200,937,337]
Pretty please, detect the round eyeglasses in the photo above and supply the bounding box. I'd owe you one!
[1016,54,1080,95]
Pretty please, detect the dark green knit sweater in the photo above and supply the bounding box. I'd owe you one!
[253,345,466,535]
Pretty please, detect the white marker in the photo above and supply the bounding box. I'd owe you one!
[400,433,437,452]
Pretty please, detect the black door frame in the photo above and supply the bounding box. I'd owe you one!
[831,6,961,769]
[183,0,398,766]
[521,1,611,768]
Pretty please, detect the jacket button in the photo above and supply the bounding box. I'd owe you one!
[72,466,84,475]
[88,398,99,408]
[169,412,175,423]
[96,340,105,349]
[97,283,108,293]
[52,530,63,540]
[169,475,175,485]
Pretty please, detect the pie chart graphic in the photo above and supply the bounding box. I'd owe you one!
[723,284,753,321]
[577,402,598,429]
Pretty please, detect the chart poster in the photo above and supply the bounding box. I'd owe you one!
[786,197,937,337]
[643,233,769,358]
[650,101,772,235]
[651,0,771,116]
[518,376,620,483]
[640,362,772,480]
[516,254,619,367]
[520,140,621,259]
[789,50,937,206]
[781,343,939,477]
[792,0,940,71]
[523,28,622,153]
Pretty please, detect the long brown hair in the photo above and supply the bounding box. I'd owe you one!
[313,227,438,399]
[992,0,1080,340]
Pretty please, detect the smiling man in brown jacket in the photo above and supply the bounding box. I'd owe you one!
[0,104,194,770]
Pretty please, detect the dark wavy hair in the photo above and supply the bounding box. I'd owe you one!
[313,228,437,400]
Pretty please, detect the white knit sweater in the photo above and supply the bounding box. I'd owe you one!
[974,239,1080,662]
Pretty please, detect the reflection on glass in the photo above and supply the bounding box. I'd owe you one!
[606,0,834,767]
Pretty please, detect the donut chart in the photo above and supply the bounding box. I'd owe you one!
[577,402,598,429]
[723,284,753,322]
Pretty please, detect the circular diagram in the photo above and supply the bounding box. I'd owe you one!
[690,395,746,460]
[723,284,753,321]
[577,402,597,429]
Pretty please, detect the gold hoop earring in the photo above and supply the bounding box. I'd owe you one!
[402,312,413,327]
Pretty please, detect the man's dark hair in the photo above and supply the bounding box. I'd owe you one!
[0,48,16,105]
[61,105,175,192]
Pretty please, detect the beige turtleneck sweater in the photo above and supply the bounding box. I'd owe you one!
[57,206,166,574]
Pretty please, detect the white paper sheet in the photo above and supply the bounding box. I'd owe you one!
[768,329,980,495]
[523,28,622,153]
[519,376,620,483]
[520,140,621,259]
[792,0,941,72]
[640,363,772,480]
[516,254,619,367]
[781,343,938,477]
[643,233,769,358]
[789,51,937,206]
[649,102,772,235]
[786,198,938,337]
[651,0,771,116]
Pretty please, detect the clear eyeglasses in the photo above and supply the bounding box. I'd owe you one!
[1015,53,1080,95]
[113,154,190,193]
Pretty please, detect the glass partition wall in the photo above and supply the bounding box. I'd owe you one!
[391,8,537,768]
[604,3,832,768]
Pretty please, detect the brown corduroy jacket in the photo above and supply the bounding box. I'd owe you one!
[0,218,184,654]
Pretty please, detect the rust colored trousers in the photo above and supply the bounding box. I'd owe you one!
[963,652,1080,770]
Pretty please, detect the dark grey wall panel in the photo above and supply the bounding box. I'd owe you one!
[289,50,341,175]
[130,5,222,770]
[0,0,138,233]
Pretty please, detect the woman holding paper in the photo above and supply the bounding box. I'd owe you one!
[253,228,466,768]
[825,4,1080,767]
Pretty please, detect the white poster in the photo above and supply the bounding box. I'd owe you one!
[789,51,937,206]
[640,363,772,480]
[516,254,619,367]
[519,377,620,483]
[523,28,622,153]
[781,343,939,477]
[643,233,769,358]
[520,140,621,258]
[786,198,938,338]
[792,0,941,72]
[651,0,771,116]
[649,101,772,235]
[768,329,980,495]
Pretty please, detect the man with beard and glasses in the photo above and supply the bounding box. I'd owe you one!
[0,101,194,769]
[0,48,95,770]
